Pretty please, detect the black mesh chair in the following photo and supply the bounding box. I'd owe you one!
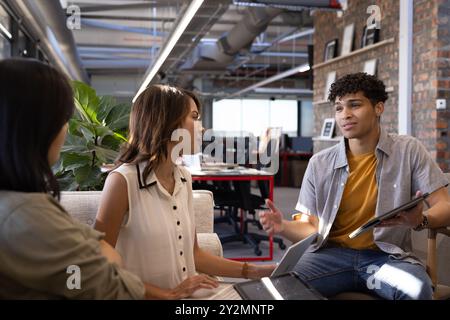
[233,180,286,256]
[193,180,243,241]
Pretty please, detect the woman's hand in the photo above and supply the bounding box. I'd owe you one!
[246,264,277,280]
[99,240,123,267]
[166,275,219,299]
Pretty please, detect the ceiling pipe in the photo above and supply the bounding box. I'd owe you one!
[203,6,283,64]
[232,0,341,11]
[254,87,313,95]
[182,8,314,73]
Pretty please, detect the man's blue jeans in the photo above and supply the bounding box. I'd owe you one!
[293,246,433,300]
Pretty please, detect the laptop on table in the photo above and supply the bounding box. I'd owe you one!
[233,232,323,300]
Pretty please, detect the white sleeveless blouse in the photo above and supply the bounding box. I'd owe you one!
[111,162,196,290]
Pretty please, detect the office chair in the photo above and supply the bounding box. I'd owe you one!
[425,227,450,299]
[193,180,241,233]
[233,181,286,256]
[211,181,242,236]
[204,179,286,256]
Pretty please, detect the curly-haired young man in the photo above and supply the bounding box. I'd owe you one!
[260,72,450,300]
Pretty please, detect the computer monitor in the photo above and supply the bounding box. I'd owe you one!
[291,137,313,152]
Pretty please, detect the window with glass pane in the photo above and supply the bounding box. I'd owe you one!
[300,100,314,137]
[213,98,299,137]
[212,99,242,136]
[242,99,270,137]
[269,100,298,137]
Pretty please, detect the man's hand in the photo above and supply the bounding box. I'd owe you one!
[259,199,285,235]
[377,191,425,228]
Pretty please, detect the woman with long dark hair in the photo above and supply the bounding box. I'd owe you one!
[0,58,146,299]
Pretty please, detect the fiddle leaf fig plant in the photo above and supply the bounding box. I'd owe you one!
[54,81,130,191]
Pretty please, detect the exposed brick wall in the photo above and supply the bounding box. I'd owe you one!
[312,0,399,153]
[435,0,450,171]
[412,0,439,161]
[312,0,450,172]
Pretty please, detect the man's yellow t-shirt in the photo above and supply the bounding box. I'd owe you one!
[328,150,379,250]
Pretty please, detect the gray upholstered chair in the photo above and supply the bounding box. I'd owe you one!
[60,190,223,257]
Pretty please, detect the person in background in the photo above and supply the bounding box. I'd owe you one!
[259,72,450,300]
[95,84,275,299]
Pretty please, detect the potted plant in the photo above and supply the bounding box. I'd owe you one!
[54,81,130,191]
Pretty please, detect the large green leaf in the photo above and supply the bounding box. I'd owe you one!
[92,123,115,140]
[61,133,89,153]
[72,81,101,125]
[56,171,80,191]
[78,123,97,143]
[74,165,104,190]
[97,96,117,123]
[101,135,122,150]
[68,119,83,137]
[105,104,131,132]
[61,152,92,171]
[52,159,64,176]
[112,131,127,142]
[72,118,118,144]
[93,145,119,164]
[74,165,92,184]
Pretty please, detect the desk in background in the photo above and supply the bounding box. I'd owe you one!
[188,167,275,262]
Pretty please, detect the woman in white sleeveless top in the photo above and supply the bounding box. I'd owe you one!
[95,85,275,299]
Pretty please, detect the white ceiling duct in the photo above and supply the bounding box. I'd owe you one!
[182,6,282,70]
[232,0,342,11]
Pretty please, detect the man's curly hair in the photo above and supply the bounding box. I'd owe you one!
[327,72,388,106]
